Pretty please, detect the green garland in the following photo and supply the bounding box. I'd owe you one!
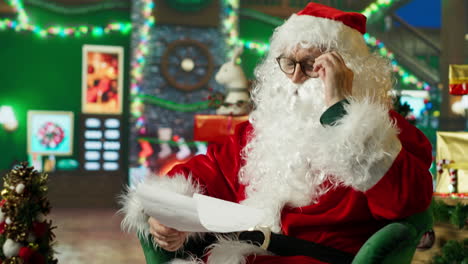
[432,199,468,229]
[431,199,468,264]
[136,94,213,112]
[432,239,468,264]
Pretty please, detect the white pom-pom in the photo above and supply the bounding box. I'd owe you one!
[15,183,25,194]
[5,217,12,225]
[36,213,46,222]
[3,239,21,258]
[27,233,36,243]
[0,209,4,223]
[452,102,466,116]
[8,186,14,190]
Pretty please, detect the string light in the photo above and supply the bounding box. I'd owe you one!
[130,0,155,167]
[361,0,394,19]
[0,0,132,37]
[222,0,240,58]
[363,33,432,91]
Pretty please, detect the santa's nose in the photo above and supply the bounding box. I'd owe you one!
[290,64,308,84]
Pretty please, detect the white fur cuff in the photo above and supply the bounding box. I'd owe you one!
[314,98,402,192]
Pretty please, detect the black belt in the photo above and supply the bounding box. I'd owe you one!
[239,230,355,264]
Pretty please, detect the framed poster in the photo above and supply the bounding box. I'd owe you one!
[28,111,74,155]
[82,45,124,115]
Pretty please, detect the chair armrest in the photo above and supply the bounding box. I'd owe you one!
[353,208,434,264]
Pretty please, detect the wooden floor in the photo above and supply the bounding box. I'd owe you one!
[50,208,146,264]
[48,208,464,264]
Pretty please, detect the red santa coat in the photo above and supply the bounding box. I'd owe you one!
[167,110,433,264]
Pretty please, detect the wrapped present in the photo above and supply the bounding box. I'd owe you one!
[435,132,468,198]
[194,114,249,144]
[449,64,468,95]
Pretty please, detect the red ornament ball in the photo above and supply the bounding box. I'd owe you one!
[19,247,34,262]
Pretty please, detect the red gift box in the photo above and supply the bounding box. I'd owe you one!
[449,64,468,95]
[194,115,249,144]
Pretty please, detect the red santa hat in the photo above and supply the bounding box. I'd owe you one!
[269,3,369,57]
[297,3,367,35]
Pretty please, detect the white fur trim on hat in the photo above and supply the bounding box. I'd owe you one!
[313,98,402,192]
[269,14,369,58]
[118,173,204,248]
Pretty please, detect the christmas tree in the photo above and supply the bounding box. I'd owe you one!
[0,162,57,264]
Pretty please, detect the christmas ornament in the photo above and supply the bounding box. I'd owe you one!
[3,239,21,258]
[15,184,25,194]
[18,247,33,262]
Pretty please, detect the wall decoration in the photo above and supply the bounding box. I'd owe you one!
[82,45,124,115]
[27,110,74,155]
[161,39,215,92]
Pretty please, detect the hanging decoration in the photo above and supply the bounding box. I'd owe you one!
[437,159,457,194]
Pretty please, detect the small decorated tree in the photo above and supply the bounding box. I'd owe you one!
[0,162,57,264]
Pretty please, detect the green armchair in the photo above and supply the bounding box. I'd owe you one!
[139,207,433,264]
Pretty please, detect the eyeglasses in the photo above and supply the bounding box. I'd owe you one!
[276,56,316,77]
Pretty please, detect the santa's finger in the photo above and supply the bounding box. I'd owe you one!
[153,237,169,247]
[329,51,346,65]
[315,53,339,66]
[153,231,183,242]
[313,58,334,72]
[154,225,179,236]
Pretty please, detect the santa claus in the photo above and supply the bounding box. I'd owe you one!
[120,3,433,264]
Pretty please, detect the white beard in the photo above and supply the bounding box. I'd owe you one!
[239,75,333,233]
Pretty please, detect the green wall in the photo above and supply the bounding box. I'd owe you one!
[239,12,277,79]
[0,6,131,171]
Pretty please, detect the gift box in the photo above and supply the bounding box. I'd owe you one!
[449,64,468,95]
[435,131,468,198]
[194,115,249,144]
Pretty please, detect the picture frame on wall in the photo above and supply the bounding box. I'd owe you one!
[27,110,74,155]
[82,45,124,115]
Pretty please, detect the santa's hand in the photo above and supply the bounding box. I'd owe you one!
[148,217,187,252]
[313,51,353,107]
